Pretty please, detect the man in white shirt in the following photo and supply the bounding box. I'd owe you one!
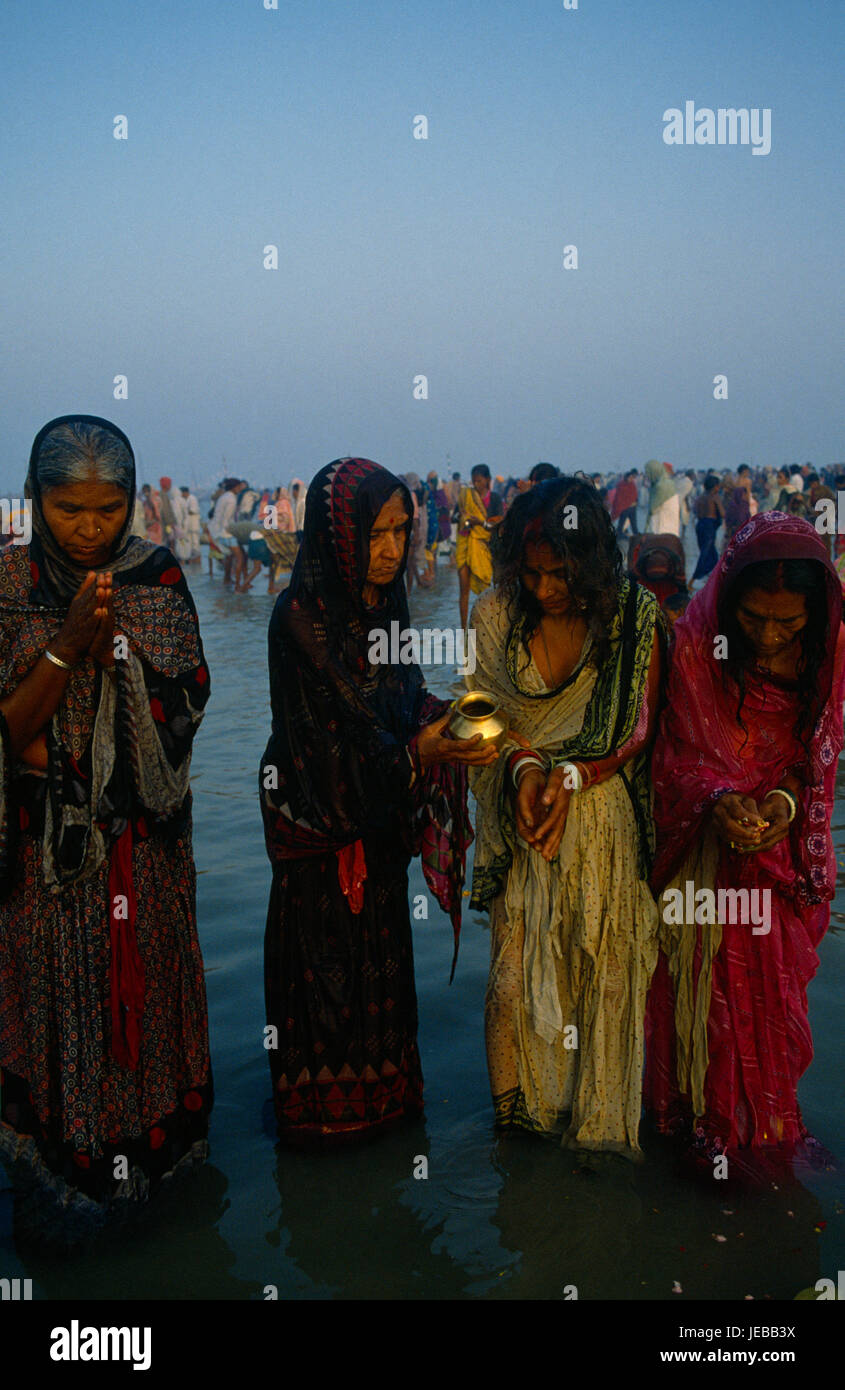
[181,486,202,561]
[209,478,240,583]
[291,480,307,536]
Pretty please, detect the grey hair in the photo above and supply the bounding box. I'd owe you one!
[36,420,134,494]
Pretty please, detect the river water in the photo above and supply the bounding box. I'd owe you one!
[1,532,844,1302]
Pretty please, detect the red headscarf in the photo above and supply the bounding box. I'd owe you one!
[651,512,845,907]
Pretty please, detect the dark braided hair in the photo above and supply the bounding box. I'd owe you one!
[718,558,828,761]
[491,475,623,672]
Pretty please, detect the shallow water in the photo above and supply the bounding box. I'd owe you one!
[1,538,844,1302]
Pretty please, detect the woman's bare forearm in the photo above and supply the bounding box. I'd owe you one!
[0,655,73,754]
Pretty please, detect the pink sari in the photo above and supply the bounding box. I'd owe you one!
[645,513,845,1155]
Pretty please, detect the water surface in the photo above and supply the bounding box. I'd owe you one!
[1,539,843,1302]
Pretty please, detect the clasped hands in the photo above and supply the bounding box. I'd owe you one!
[711,791,791,854]
[51,571,117,670]
[514,765,573,863]
[21,572,117,770]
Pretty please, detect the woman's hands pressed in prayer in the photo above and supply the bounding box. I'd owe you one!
[51,571,115,667]
[15,573,117,769]
[87,572,117,668]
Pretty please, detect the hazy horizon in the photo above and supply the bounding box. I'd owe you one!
[2,0,843,496]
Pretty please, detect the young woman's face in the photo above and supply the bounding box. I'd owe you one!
[472,472,490,496]
[365,493,409,587]
[42,479,129,567]
[521,540,572,616]
[735,585,808,659]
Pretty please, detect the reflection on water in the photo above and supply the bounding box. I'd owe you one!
[1,552,844,1299]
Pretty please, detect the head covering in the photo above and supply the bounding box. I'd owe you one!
[260,458,470,959]
[651,511,844,904]
[291,458,412,628]
[24,415,152,607]
[645,458,676,513]
[2,416,210,1065]
[159,476,172,490]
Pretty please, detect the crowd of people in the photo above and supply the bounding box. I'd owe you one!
[122,457,844,631]
[0,419,843,1242]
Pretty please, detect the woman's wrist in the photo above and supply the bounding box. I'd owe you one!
[50,631,83,667]
[509,749,547,789]
[44,643,78,670]
[513,760,545,789]
[765,787,798,822]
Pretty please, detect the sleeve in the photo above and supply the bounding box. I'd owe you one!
[0,707,16,899]
[260,599,418,849]
[115,567,210,814]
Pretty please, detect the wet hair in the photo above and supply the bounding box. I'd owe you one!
[36,420,133,495]
[704,472,720,492]
[737,464,750,477]
[492,475,622,672]
[718,558,828,758]
[529,462,559,485]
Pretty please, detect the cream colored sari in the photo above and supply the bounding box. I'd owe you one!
[468,584,659,1157]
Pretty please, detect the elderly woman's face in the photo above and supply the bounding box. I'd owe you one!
[735,585,808,659]
[41,478,129,567]
[366,493,409,588]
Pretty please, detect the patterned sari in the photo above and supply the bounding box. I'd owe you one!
[645,513,845,1157]
[469,577,661,1155]
[260,458,472,1144]
[0,416,212,1230]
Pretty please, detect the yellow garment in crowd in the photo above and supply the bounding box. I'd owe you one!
[455,486,493,593]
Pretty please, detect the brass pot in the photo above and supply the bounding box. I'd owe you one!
[447,691,507,749]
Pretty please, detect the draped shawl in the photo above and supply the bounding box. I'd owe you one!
[0,415,210,1065]
[469,575,659,912]
[645,458,676,514]
[651,511,844,903]
[650,512,845,1113]
[259,458,472,962]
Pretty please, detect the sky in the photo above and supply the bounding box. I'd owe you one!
[1,0,843,495]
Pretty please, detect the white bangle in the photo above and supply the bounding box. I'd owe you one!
[767,787,797,822]
[512,755,545,788]
[44,648,74,671]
